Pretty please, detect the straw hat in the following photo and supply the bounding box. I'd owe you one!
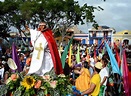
[94,62,103,69]
[97,56,101,60]
[7,58,17,70]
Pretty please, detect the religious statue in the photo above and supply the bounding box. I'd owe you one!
[26,22,63,76]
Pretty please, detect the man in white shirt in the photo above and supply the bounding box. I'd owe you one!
[99,58,109,96]
[89,53,95,76]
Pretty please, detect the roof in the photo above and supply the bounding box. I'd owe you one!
[66,36,81,41]
[55,35,82,43]
[89,26,113,31]
[66,25,82,34]
[101,26,110,29]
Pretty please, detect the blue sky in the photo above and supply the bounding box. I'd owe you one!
[76,0,131,33]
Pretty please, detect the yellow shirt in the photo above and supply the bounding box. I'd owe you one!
[90,74,101,96]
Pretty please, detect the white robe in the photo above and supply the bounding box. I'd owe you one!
[27,29,53,76]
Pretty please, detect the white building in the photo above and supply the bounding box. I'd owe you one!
[88,26,115,45]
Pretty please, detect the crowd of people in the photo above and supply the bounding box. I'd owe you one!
[0,22,130,96]
[0,43,127,96]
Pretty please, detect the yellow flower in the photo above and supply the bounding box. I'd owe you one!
[21,76,36,90]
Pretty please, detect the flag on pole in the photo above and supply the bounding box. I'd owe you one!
[76,44,80,63]
[12,42,22,72]
[120,56,123,76]
[68,44,72,67]
[86,48,90,62]
[98,40,104,49]
[114,43,121,67]
[104,41,121,75]
[102,46,105,56]
[58,43,64,58]
[119,41,123,59]
[61,36,73,68]
[93,47,97,63]
[122,49,130,96]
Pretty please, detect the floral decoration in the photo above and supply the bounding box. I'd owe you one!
[0,72,73,96]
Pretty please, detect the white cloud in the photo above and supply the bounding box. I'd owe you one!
[116,3,127,7]
[76,0,131,33]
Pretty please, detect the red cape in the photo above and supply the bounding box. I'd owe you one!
[42,29,63,75]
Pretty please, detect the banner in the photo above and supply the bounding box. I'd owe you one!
[104,41,121,75]
[12,42,22,72]
[61,36,73,68]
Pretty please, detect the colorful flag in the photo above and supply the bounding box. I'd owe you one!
[120,56,123,76]
[12,42,22,72]
[94,47,97,58]
[86,48,90,62]
[68,44,72,67]
[119,41,123,59]
[93,47,97,63]
[122,49,130,96]
[102,46,105,56]
[76,44,80,63]
[98,40,104,49]
[114,43,121,67]
[104,41,121,75]
[58,43,64,58]
[61,36,73,68]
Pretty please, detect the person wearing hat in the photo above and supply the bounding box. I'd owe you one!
[4,58,18,83]
[26,22,63,76]
[75,62,103,96]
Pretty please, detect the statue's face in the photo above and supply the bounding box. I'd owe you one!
[38,22,46,31]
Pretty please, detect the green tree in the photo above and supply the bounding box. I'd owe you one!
[0,0,103,44]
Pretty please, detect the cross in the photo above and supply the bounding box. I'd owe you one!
[35,43,43,59]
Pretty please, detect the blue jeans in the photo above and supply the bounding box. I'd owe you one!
[72,86,88,96]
